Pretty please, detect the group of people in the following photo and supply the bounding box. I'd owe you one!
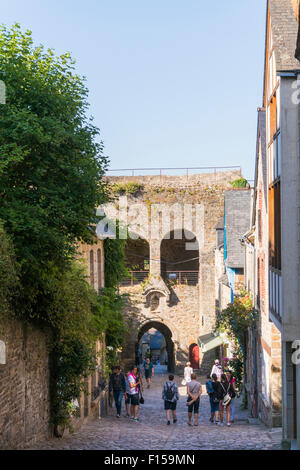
[109,358,154,422]
[109,358,237,427]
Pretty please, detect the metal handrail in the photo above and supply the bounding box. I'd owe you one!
[105,166,242,179]
[120,270,199,287]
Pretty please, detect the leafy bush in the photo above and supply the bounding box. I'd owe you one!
[230,178,248,188]
[0,222,19,317]
[104,226,129,289]
[110,182,143,195]
[216,291,258,390]
[49,262,126,432]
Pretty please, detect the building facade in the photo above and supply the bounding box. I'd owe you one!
[244,108,282,428]
[256,0,300,448]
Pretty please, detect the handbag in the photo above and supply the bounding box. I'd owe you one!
[181,379,187,386]
[139,393,144,405]
[220,382,231,407]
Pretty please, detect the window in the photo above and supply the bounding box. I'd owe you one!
[258,209,262,243]
[97,249,102,291]
[90,250,94,287]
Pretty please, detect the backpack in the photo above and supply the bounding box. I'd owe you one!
[220,382,232,407]
[206,380,213,395]
[165,382,175,401]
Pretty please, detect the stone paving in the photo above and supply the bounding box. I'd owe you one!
[30,374,282,450]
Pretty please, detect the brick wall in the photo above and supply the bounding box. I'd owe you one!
[0,317,51,449]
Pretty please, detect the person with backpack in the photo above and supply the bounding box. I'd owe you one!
[217,373,236,427]
[206,374,214,423]
[211,373,220,424]
[187,373,202,426]
[162,374,179,425]
[109,365,126,418]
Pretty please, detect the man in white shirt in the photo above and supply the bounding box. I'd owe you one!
[210,359,223,381]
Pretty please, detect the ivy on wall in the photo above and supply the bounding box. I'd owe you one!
[216,291,258,390]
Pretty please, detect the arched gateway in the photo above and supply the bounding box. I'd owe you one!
[136,321,175,373]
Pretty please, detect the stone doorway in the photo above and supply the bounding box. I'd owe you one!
[135,321,175,373]
[189,343,200,370]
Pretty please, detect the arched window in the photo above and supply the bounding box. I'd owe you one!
[160,229,199,285]
[97,248,102,291]
[90,250,94,287]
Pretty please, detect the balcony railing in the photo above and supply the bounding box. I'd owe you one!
[269,267,282,323]
[163,271,199,286]
[120,271,199,287]
[120,271,149,287]
[105,166,242,182]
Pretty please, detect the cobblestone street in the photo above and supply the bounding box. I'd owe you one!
[30,374,282,451]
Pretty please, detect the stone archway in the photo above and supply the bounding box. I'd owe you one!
[136,321,175,373]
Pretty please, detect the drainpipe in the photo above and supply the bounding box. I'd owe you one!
[297,71,300,450]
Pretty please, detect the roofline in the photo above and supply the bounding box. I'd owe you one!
[262,0,269,107]
[277,70,300,75]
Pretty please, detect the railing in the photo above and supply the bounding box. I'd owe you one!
[120,270,199,287]
[105,166,242,181]
[163,271,199,286]
[120,271,149,287]
[269,267,282,323]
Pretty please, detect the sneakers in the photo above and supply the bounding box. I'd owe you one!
[167,421,170,426]
[227,422,231,427]
[173,419,177,424]
[116,414,120,418]
[218,422,224,427]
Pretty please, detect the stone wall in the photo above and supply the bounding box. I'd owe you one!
[103,171,241,373]
[0,317,51,449]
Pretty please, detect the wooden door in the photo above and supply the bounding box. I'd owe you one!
[189,343,199,370]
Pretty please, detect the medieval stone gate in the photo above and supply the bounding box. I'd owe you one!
[101,169,241,373]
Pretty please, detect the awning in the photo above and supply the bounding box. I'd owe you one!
[198,333,224,353]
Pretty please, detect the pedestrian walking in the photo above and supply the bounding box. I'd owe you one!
[125,372,131,417]
[109,365,126,418]
[206,374,215,423]
[136,366,144,403]
[183,362,193,386]
[211,373,220,424]
[186,373,202,426]
[127,365,141,422]
[143,357,154,389]
[162,374,179,425]
[210,359,223,381]
[217,373,236,427]
[226,370,236,423]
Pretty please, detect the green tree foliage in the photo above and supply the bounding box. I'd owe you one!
[216,291,258,389]
[0,24,108,319]
[0,222,19,316]
[104,235,129,289]
[0,25,128,432]
[230,178,248,188]
[48,262,126,431]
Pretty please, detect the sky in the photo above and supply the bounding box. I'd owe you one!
[1,0,267,180]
